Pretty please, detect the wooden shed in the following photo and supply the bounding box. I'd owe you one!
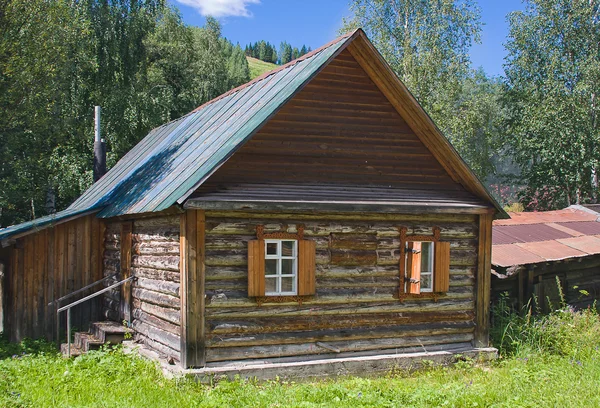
[491,206,600,312]
[0,29,504,375]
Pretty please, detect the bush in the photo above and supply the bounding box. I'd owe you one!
[491,278,600,359]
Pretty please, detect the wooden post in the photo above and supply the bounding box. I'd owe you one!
[120,221,133,323]
[475,213,493,347]
[180,210,206,368]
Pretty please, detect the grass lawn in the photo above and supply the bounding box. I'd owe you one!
[1,302,599,407]
[247,56,278,79]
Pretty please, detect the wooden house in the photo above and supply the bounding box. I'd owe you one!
[0,29,504,375]
[491,206,600,312]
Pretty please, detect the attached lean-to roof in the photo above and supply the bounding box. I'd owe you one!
[492,206,600,268]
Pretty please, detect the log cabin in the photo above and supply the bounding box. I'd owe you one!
[0,29,505,376]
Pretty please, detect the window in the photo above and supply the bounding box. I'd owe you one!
[247,226,316,298]
[417,241,434,292]
[265,240,297,295]
[400,227,451,297]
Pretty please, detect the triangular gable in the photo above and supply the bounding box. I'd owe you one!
[192,48,485,210]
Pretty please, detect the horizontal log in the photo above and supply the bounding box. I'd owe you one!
[132,255,179,272]
[208,310,474,335]
[133,267,180,283]
[205,332,474,362]
[135,332,180,360]
[132,320,181,352]
[133,299,180,325]
[207,321,474,347]
[135,277,180,298]
[133,241,179,256]
[205,212,478,224]
[132,308,180,335]
[132,288,180,309]
[206,299,474,319]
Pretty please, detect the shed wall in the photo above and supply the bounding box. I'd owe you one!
[203,211,479,362]
[492,256,600,312]
[5,214,104,342]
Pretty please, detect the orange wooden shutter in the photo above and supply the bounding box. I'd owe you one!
[434,241,451,293]
[407,242,422,294]
[248,239,265,296]
[298,239,316,296]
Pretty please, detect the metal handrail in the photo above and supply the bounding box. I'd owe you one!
[57,275,135,357]
[48,273,119,307]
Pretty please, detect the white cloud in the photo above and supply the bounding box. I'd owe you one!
[175,0,260,18]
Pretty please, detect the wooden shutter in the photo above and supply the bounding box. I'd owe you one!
[298,239,316,296]
[407,242,421,294]
[434,241,451,293]
[248,239,265,296]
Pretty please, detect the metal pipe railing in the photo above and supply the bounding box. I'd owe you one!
[57,276,135,357]
[48,273,118,307]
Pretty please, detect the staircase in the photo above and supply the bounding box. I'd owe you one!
[61,321,133,357]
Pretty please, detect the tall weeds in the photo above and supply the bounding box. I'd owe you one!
[491,277,600,360]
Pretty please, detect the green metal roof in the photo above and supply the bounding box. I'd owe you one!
[69,30,357,219]
[0,31,356,242]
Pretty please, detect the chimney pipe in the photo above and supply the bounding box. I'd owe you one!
[93,106,106,182]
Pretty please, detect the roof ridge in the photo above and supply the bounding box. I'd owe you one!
[192,29,360,113]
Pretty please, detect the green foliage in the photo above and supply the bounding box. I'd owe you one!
[0,1,249,228]
[503,0,600,208]
[342,0,503,181]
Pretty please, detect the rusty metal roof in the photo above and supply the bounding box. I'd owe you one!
[492,206,600,267]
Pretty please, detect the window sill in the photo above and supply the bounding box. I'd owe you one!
[254,295,313,306]
[397,292,446,303]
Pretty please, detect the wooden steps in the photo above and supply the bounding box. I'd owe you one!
[61,321,133,357]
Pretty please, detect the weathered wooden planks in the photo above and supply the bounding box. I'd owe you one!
[191,48,481,209]
[180,209,206,368]
[203,211,479,362]
[475,214,493,347]
[5,214,105,342]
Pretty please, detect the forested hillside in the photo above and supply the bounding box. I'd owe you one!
[245,40,311,65]
[0,1,249,227]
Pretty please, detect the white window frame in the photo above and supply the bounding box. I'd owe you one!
[419,241,434,293]
[264,239,298,296]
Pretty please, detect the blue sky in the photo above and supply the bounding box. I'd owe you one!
[171,0,525,77]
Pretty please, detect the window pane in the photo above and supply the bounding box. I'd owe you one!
[421,273,432,290]
[281,259,294,275]
[281,277,294,292]
[266,242,278,256]
[265,277,277,293]
[421,242,433,273]
[281,240,295,257]
[265,259,277,275]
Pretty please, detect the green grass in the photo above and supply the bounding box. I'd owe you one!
[247,56,278,79]
[2,296,599,407]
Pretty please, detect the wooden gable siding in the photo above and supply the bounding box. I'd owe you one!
[102,216,181,361]
[202,211,479,362]
[4,214,104,342]
[195,49,467,197]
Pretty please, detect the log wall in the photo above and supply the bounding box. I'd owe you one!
[4,214,105,342]
[203,211,480,362]
[102,215,182,360]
